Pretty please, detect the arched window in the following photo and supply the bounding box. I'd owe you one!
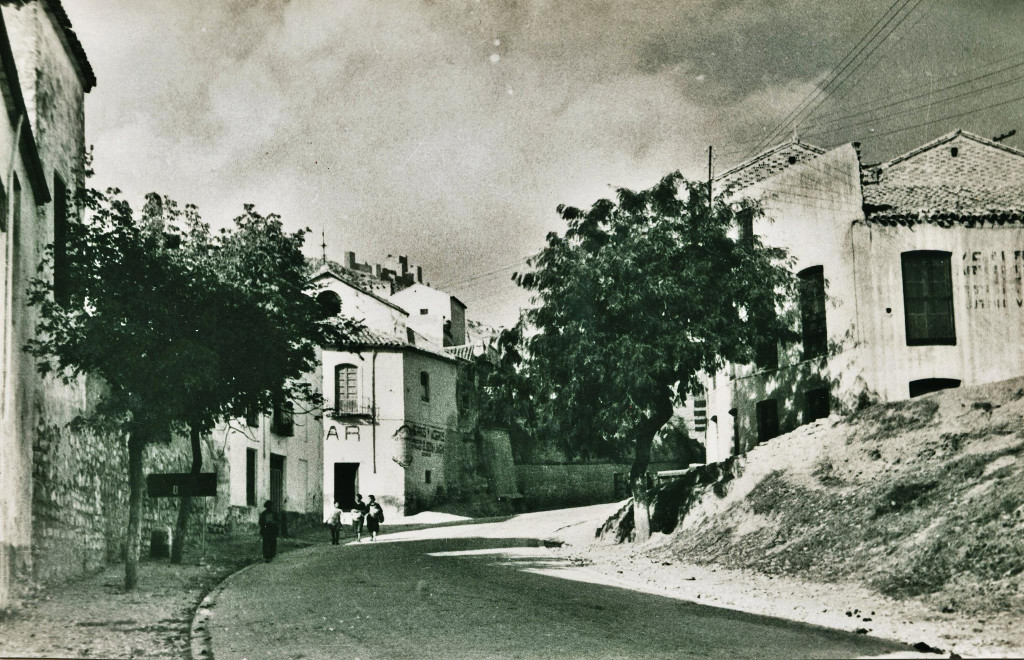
[316,290,342,317]
[335,363,358,414]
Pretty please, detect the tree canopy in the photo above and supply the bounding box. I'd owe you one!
[27,183,360,586]
[516,172,797,485]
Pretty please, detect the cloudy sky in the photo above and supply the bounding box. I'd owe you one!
[65,0,1024,326]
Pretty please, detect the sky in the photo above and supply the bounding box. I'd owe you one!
[64,0,1024,327]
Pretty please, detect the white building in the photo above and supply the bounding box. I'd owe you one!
[311,265,464,518]
[703,131,1024,462]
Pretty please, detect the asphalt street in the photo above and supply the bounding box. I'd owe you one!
[206,529,910,659]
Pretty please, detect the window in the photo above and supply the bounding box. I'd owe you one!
[245,448,257,506]
[425,469,432,484]
[272,396,294,436]
[420,371,430,402]
[901,251,955,346]
[755,339,778,370]
[316,290,342,316]
[0,180,7,232]
[756,399,779,445]
[53,174,69,305]
[804,387,830,423]
[737,209,754,248]
[245,403,259,427]
[335,364,358,413]
[909,378,960,398]
[420,308,429,315]
[798,266,827,359]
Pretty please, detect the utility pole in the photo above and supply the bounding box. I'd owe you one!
[707,145,713,206]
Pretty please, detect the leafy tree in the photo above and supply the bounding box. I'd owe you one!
[28,185,359,589]
[516,173,796,505]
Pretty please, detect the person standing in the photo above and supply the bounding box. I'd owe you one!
[325,501,343,545]
[258,500,279,562]
[352,494,369,542]
[366,495,384,542]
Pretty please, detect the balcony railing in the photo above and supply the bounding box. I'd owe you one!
[328,399,375,420]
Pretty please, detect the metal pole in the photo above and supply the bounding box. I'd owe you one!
[708,145,713,206]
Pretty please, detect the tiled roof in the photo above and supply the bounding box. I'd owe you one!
[328,327,459,362]
[716,141,826,191]
[45,0,95,92]
[861,130,1024,225]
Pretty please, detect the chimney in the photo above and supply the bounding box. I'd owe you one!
[416,266,423,284]
[345,251,356,269]
[399,255,408,276]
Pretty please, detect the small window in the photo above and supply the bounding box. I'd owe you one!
[798,266,827,359]
[246,448,257,506]
[755,340,778,370]
[53,174,69,305]
[901,251,955,346]
[245,403,259,427]
[425,469,432,484]
[909,378,960,398]
[420,371,430,402]
[335,363,358,414]
[804,387,830,423]
[756,399,779,445]
[420,308,429,315]
[272,396,294,436]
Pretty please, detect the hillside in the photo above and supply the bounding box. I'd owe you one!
[625,377,1024,619]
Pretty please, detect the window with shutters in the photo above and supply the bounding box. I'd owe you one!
[335,364,358,414]
[901,251,955,346]
[798,266,827,359]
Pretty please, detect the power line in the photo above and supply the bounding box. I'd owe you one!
[781,0,927,148]
[854,89,1024,143]
[434,253,537,291]
[801,60,1024,132]
[805,74,1024,138]
[747,0,913,158]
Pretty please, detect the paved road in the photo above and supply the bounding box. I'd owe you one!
[206,530,909,659]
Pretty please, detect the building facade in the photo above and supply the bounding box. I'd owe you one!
[703,131,1024,462]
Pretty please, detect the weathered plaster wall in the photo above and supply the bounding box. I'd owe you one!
[515,461,679,511]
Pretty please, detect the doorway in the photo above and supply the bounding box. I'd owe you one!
[334,462,360,510]
[269,453,287,537]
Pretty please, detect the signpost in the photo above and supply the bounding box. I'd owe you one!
[146,472,217,497]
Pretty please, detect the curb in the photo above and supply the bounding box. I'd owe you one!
[188,559,261,660]
[188,539,317,660]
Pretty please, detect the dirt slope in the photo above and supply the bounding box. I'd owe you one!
[646,377,1024,618]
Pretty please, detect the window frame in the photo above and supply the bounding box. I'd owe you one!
[420,370,431,402]
[901,250,956,346]
[798,265,827,359]
[334,363,359,414]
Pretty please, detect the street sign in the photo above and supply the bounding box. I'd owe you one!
[146,472,218,497]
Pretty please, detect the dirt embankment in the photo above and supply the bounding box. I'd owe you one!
[599,376,1024,654]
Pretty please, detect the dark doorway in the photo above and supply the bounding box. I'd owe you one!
[729,408,740,456]
[269,453,287,537]
[804,387,831,423]
[756,399,779,445]
[909,378,960,398]
[334,462,360,510]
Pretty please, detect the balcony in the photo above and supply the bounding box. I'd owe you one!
[328,398,375,420]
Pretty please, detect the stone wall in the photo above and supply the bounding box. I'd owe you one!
[515,461,680,511]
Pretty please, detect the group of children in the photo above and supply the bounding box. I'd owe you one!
[324,494,385,544]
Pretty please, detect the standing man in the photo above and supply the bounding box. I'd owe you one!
[258,500,279,562]
[325,501,343,545]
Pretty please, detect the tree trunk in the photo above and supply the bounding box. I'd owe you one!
[629,391,674,542]
[171,425,202,564]
[125,431,145,590]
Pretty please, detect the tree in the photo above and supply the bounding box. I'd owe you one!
[27,185,359,588]
[516,173,797,509]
